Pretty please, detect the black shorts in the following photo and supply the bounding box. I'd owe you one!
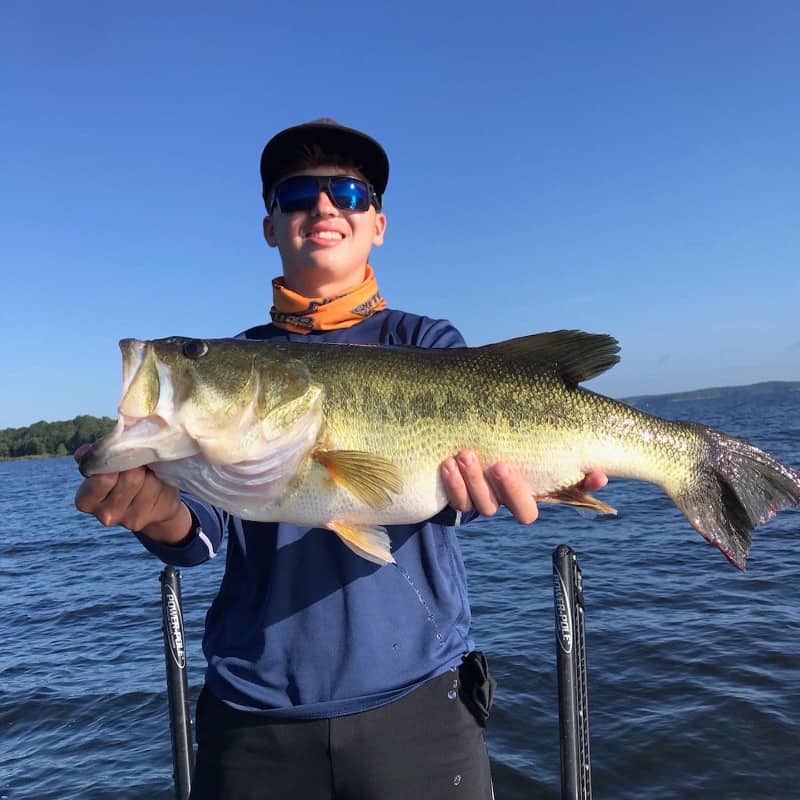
[189,664,494,800]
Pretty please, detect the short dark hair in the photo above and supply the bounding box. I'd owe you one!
[270,143,369,189]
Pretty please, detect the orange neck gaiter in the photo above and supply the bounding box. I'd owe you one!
[270,265,387,334]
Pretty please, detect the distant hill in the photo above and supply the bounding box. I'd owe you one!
[623,380,800,405]
[0,415,116,460]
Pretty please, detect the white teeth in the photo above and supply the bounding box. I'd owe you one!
[311,231,343,240]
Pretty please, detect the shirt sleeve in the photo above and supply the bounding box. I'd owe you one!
[411,318,467,349]
[133,493,228,567]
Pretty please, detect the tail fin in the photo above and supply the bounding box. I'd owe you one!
[672,427,800,570]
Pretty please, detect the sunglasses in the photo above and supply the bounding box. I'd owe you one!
[269,175,381,214]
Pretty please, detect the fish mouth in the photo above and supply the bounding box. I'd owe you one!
[79,340,201,476]
[79,411,199,476]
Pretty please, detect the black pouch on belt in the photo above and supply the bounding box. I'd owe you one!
[458,650,497,727]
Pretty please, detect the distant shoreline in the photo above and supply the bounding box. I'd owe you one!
[0,415,115,462]
[623,380,800,405]
[0,454,66,463]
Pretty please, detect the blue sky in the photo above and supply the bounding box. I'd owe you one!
[2,2,798,429]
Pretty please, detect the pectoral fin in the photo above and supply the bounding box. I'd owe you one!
[314,450,403,509]
[539,487,617,516]
[327,520,395,565]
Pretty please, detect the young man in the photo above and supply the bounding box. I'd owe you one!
[75,119,606,799]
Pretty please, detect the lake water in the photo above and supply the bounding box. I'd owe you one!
[1,388,799,799]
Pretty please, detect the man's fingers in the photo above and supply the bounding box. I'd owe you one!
[74,443,92,462]
[75,462,184,537]
[90,468,147,527]
[441,456,473,512]
[455,450,499,516]
[115,470,167,532]
[75,467,164,530]
[75,472,120,512]
[441,450,501,515]
[440,455,606,524]
[581,470,608,492]
[489,463,539,525]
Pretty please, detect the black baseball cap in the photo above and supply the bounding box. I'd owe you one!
[259,118,390,207]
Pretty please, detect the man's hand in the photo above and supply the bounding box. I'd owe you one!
[440,449,608,525]
[74,444,192,543]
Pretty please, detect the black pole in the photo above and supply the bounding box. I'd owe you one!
[160,566,194,800]
[552,545,592,800]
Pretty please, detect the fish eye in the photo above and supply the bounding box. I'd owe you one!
[183,339,209,359]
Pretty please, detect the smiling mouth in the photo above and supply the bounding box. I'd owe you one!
[306,231,344,240]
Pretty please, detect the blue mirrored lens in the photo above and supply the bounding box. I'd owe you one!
[330,178,370,211]
[275,176,319,212]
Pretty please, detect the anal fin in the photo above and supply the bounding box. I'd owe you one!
[539,487,617,516]
[327,520,395,566]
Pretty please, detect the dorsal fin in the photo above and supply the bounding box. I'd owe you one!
[477,330,620,384]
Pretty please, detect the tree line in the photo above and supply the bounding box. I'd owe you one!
[0,415,116,459]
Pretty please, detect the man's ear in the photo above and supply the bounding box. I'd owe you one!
[372,212,387,247]
[263,216,278,248]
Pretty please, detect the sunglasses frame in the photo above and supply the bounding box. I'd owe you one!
[268,174,382,214]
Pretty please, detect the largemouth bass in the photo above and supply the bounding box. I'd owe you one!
[80,331,800,569]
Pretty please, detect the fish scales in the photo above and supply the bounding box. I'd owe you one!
[306,344,701,495]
